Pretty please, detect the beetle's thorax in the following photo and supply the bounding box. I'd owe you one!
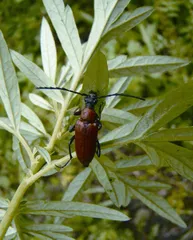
[80,108,97,122]
[84,91,98,109]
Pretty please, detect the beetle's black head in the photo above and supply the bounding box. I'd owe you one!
[84,91,98,108]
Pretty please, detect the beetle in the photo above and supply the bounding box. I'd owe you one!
[37,87,144,167]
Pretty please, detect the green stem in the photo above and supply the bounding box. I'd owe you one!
[0,179,29,239]
[0,154,72,239]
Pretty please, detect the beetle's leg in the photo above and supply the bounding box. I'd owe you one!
[69,124,75,133]
[55,135,75,169]
[96,139,101,157]
[96,118,102,130]
[74,108,81,116]
[69,135,75,159]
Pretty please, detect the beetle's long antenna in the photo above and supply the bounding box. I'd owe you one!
[98,93,145,101]
[36,87,88,97]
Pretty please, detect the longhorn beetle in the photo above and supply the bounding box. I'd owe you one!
[37,87,145,167]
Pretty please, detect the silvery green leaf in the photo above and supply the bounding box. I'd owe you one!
[138,142,170,168]
[90,158,120,207]
[0,117,15,135]
[100,120,138,149]
[107,169,127,207]
[43,0,82,73]
[22,224,73,233]
[84,0,130,62]
[55,168,91,224]
[4,226,17,240]
[63,168,92,201]
[21,103,48,136]
[20,122,43,142]
[128,187,186,228]
[0,196,9,209]
[108,55,189,78]
[104,0,131,31]
[106,76,132,108]
[36,146,51,164]
[144,142,193,182]
[119,175,171,190]
[129,81,193,140]
[21,200,130,221]
[57,63,72,87]
[116,155,153,171]
[0,31,21,130]
[126,97,159,112]
[101,7,154,45]
[21,230,74,240]
[12,136,29,172]
[29,93,54,111]
[101,107,138,124]
[41,17,57,82]
[11,50,63,103]
[144,127,193,141]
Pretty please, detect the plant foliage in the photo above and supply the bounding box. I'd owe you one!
[0,0,191,239]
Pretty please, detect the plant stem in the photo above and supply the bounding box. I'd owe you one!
[16,132,35,163]
[0,155,71,239]
[0,178,29,239]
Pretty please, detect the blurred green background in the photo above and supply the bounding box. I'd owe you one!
[0,0,193,239]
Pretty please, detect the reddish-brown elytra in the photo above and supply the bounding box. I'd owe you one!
[37,87,145,167]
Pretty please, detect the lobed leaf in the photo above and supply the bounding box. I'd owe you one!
[101,107,138,124]
[128,187,186,228]
[21,103,48,136]
[20,200,130,221]
[116,155,153,171]
[144,142,193,182]
[42,0,82,73]
[22,224,73,232]
[20,122,43,142]
[11,50,63,103]
[0,31,21,130]
[84,0,130,62]
[119,175,171,191]
[144,127,193,142]
[108,55,189,78]
[105,76,132,108]
[102,7,154,46]
[90,158,120,207]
